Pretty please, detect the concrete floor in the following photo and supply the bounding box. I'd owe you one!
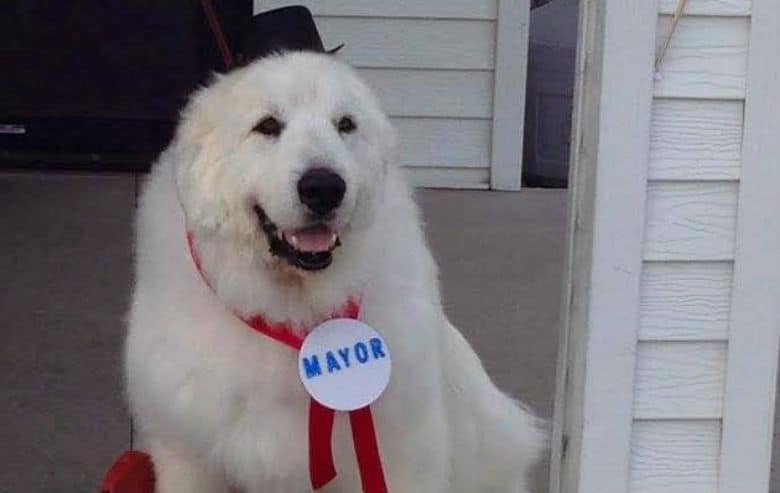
[1,173,135,491]
[1,171,565,492]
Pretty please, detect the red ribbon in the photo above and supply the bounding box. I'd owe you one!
[187,233,388,493]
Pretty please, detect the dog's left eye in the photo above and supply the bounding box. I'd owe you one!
[253,116,284,137]
[336,115,357,134]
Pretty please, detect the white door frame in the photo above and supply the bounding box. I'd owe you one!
[718,1,780,490]
[549,0,658,491]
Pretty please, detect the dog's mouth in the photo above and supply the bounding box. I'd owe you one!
[253,205,342,271]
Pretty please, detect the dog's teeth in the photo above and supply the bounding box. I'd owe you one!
[290,235,299,247]
[331,233,338,245]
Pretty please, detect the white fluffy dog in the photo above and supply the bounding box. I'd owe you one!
[125,51,544,493]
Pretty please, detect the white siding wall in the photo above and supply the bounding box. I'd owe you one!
[629,2,755,492]
[556,1,780,492]
[254,0,505,189]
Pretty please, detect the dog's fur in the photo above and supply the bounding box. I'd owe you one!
[125,52,545,493]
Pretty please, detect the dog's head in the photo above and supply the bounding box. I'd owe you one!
[174,52,396,275]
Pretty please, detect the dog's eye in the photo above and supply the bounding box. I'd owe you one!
[336,115,357,134]
[253,116,284,137]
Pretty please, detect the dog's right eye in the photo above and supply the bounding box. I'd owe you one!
[253,116,284,137]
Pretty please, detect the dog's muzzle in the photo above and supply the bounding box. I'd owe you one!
[253,204,341,271]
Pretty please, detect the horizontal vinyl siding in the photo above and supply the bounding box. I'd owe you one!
[393,118,490,168]
[255,1,497,188]
[630,420,722,493]
[257,0,497,20]
[404,167,489,189]
[657,0,751,16]
[359,69,493,119]
[648,99,743,181]
[634,341,727,420]
[643,181,738,261]
[639,261,733,341]
[653,16,749,99]
[630,6,749,491]
[316,17,496,70]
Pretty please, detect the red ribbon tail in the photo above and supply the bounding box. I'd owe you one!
[309,399,337,490]
[350,407,388,493]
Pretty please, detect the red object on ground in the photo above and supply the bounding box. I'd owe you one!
[101,450,155,493]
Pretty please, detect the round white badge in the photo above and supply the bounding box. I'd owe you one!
[298,319,392,411]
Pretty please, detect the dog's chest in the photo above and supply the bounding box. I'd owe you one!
[189,337,351,489]
[145,290,442,491]
[214,367,365,492]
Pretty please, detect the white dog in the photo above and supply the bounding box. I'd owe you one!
[125,51,544,493]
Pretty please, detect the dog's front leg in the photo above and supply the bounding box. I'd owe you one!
[377,406,451,493]
[148,440,229,493]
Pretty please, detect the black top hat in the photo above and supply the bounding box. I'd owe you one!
[243,6,341,63]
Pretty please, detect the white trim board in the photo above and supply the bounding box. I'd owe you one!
[718,1,780,491]
[489,0,529,191]
[549,1,657,493]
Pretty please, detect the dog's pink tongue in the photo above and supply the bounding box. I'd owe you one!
[284,225,336,253]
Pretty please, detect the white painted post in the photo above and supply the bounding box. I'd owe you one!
[718,1,780,491]
[490,0,530,190]
[549,0,657,492]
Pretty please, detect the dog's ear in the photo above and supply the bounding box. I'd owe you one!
[174,72,233,152]
[173,75,239,233]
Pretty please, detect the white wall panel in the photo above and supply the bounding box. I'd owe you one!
[658,0,751,16]
[654,16,749,99]
[634,341,727,419]
[639,262,732,341]
[649,99,742,181]
[256,0,497,19]
[403,167,489,189]
[643,182,738,261]
[317,17,496,70]
[360,69,493,119]
[392,118,490,169]
[630,420,721,493]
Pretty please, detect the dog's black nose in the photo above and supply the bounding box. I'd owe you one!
[297,168,346,216]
